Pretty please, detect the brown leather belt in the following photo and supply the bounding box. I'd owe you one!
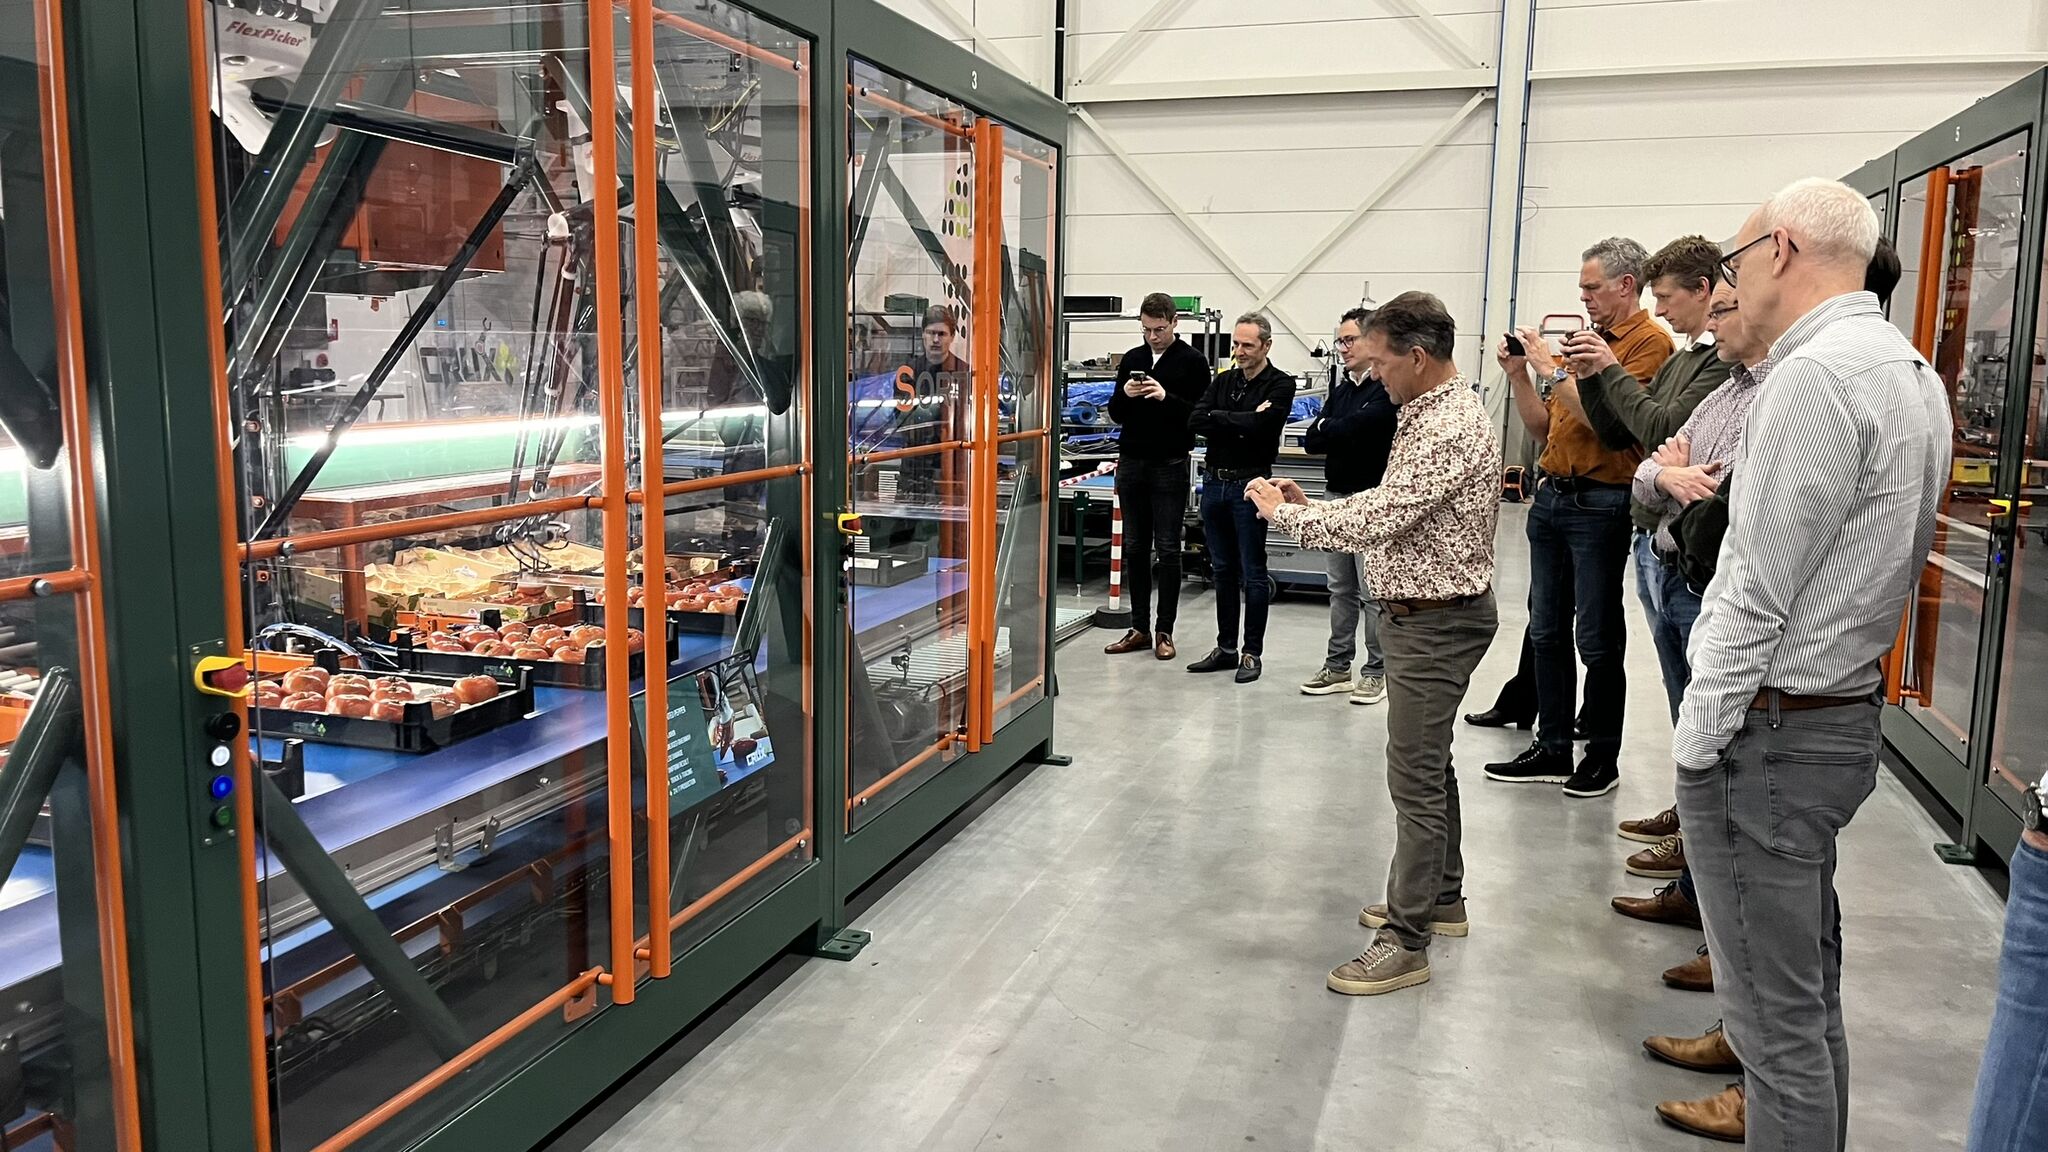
[1383,592,1486,618]
[1749,689,1872,712]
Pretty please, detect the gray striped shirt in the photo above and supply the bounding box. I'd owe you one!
[1673,291,1951,770]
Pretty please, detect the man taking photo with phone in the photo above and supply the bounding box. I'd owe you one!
[1104,293,1212,660]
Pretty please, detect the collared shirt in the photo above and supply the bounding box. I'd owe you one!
[1537,308,1675,485]
[1673,291,1952,770]
[1269,375,1498,602]
[1633,357,1773,552]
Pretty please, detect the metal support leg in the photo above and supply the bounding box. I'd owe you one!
[0,667,76,883]
[256,771,469,1060]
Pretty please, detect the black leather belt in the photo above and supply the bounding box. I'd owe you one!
[1383,591,1488,618]
[1543,474,1629,493]
[1208,467,1260,482]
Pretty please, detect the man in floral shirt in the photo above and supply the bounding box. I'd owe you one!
[1248,291,1500,997]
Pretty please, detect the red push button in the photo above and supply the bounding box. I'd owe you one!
[195,656,251,697]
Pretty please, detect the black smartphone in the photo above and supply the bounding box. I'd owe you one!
[1503,333,1526,357]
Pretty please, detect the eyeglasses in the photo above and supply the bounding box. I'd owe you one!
[1719,233,1797,287]
[1706,304,1740,321]
[1333,334,1360,348]
[1141,324,1173,337]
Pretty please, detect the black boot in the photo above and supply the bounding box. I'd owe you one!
[1483,742,1574,784]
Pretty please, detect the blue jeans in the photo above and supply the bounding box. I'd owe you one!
[1199,477,1271,656]
[1527,481,1633,759]
[1970,835,2048,1151]
[1633,531,1703,726]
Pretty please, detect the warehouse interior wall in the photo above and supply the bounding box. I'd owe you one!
[881,0,2048,442]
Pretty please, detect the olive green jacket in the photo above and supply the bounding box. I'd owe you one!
[1579,338,1734,532]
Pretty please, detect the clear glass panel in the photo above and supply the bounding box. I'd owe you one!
[1989,178,2048,800]
[1894,180,1929,348]
[994,441,1048,728]
[846,60,977,828]
[992,131,1055,727]
[1,2,126,1149]
[202,1,804,1146]
[1896,132,2030,763]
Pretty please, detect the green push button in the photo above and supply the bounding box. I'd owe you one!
[211,805,235,829]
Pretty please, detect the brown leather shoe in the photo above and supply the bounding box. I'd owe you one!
[1154,632,1176,661]
[1664,945,1714,992]
[1104,628,1150,655]
[1619,805,1680,844]
[1656,1083,1745,1143]
[1644,1022,1741,1073]
[1611,882,1703,929]
[1625,832,1686,879]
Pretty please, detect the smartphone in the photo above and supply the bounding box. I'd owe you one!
[1502,333,1526,357]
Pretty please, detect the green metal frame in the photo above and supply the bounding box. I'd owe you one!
[1844,68,2048,871]
[38,0,1066,1148]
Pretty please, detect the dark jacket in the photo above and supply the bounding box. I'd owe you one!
[1303,372,1397,495]
[1579,340,1733,532]
[1189,362,1297,477]
[1671,475,1731,592]
[1106,339,1211,460]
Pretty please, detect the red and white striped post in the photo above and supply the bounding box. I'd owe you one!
[1084,462,1132,629]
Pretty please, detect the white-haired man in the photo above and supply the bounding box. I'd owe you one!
[1652,179,1950,1150]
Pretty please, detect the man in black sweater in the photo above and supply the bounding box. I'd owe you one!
[1300,306,1398,704]
[1104,293,1212,660]
[1187,312,1297,683]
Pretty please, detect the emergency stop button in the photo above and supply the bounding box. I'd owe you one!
[194,655,250,697]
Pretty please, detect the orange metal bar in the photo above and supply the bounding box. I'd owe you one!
[850,736,954,809]
[37,0,141,1146]
[587,0,637,1006]
[183,1,274,1143]
[997,675,1045,713]
[1912,166,1950,359]
[667,829,810,932]
[627,0,798,75]
[629,463,807,502]
[995,428,1048,445]
[850,84,1055,170]
[796,39,817,841]
[971,120,1005,747]
[308,970,605,1152]
[853,439,970,467]
[0,568,88,602]
[629,0,673,979]
[3,1112,57,1145]
[243,493,590,560]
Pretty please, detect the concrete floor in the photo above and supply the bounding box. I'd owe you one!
[566,506,2008,1152]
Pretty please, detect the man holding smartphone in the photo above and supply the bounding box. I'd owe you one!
[1490,237,1673,799]
[1104,293,1212,659]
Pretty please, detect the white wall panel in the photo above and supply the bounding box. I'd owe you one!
[1533,0,2048,72]
[1069,13,1503,83]
[1069,0,1498,37]
[874,0,1056,89]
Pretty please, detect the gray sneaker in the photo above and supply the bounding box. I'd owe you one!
[1327,931,1431,996]
[1359,898,1468,937]
[1350,674,1387,705]
[1300,667,1353,696]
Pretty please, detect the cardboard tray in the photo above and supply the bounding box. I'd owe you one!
[379,622,677,689]
[250,668,536,754]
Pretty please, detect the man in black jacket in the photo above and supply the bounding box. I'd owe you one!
[1300,306,1398,704]
[1104,293,1212,660]
[1187,312,1297,683]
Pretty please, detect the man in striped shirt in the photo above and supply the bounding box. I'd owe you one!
[1655,179,1951,1151]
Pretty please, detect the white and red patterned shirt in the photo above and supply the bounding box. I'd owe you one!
[1269,375,1499,601]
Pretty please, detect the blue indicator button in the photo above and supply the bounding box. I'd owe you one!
[210,774,235,801]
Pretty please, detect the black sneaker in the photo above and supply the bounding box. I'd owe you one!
[1562,757,1621,798]
[1187,648,1240,674]
[1483,743,1573,784]
[1235,654,1262,683]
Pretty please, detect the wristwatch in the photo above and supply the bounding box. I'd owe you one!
[1551,366,1571,383]
[2023,779,2048,834]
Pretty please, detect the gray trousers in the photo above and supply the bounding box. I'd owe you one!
[1324,550,1385,677]
[1379,592,1498,950]
[1677,695,1882,1152]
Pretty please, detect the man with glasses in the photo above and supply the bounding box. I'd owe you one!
[1104,293,1213,660]
[1299,307,1398,704]
[1654,180,1948,1151]
[1186,312,1296,683]
[1489,237,1674,799]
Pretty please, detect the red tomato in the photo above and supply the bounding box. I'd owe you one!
[282,668,329,695]
[369,699,408,722]
[326,696,374,718]
[452,675,500,704]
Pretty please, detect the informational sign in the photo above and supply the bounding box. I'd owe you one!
[629,653,777,814]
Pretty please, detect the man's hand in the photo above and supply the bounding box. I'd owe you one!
[1124,375,1164,400]
[1254,400,1272,414]
[1145,382,1167,400]
[1495,335,1527,377]
[1563,331,1618,378]
[1657,461,1724,506]
[1516,325,1559,377]
[1654,434,1692,468]
[1245,477,1284,520]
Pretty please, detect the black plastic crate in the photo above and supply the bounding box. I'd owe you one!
[570,589,746,636]
[380,622,676,688]
[251,668,536,754]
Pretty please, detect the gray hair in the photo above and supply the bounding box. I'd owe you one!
[1234,311,1273,344]
[1582,237,1650,286]
[1762,177,1880,268]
